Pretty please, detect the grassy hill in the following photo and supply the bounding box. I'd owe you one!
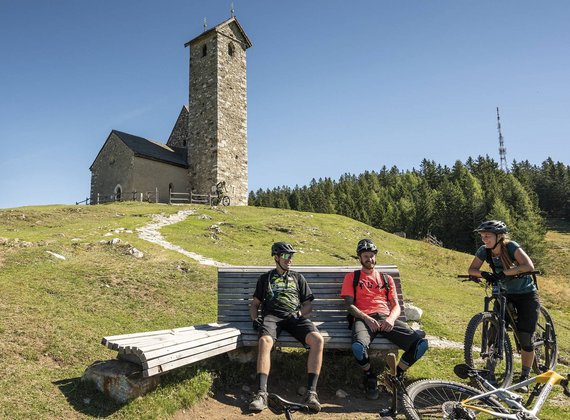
[0,203,568,418]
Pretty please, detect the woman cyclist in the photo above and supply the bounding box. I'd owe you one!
[468,220,540,388]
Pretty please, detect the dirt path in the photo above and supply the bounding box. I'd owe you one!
[136,209,229,267]
[175,384,399,420]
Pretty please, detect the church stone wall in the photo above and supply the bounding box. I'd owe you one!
[90,133,135,202]
[188,34,218,198]
[133,158,187,203]
[167,105,189,148]
[187,20,249,206]
[216,23,249,205]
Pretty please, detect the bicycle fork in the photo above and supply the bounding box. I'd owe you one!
[481,295,506,360]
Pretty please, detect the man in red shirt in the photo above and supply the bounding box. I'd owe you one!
[341,239,428,399]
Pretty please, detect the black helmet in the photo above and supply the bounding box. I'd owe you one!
[474,220,508,234]
[271,242,297,256]
[356,239,378,256]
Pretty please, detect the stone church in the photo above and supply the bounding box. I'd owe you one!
[89,17,252,206]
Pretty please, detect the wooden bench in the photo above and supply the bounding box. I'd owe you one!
[101,324,242,377]
[101,265,408,378]
[218,265,406,349]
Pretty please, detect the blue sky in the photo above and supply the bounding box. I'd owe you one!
[1,1,568,209]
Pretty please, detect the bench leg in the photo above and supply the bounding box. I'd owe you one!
[82,359,160,403]
[227,346,256,364]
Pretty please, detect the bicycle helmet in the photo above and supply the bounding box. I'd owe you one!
[474,220,508,234]
[271,242,297,256]
[356,239,378,256]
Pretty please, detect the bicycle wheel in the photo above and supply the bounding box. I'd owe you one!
[464,312,513,389]
[221,195,230,206]
[402,379,505,419]
[532,306,558,373]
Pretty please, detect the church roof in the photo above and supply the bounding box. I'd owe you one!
[113,130,188,167]
[184,16,252,49]
[90,130,187,170]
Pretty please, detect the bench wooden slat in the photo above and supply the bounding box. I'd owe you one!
[142,334,242,369]
[138,329,241,361]
[102,326,199,347]
[143,342,242,377]
[218,265,407,323]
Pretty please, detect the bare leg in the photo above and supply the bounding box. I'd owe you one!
[257,335,273,375]
[521,349,535,371]
[305,332,324,374]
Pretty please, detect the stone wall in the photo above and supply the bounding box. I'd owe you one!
[167,105,189,148]
[90,133,135,202]
[133,157,187,203]
[188,32,218,198]
[216,23,249,206]
[187,20,249,206]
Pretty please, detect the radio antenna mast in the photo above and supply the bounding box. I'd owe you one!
[497,107,508,172]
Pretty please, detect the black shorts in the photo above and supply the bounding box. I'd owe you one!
[259,314,319,346]
[352,313,421,351]
[506,292,540,335]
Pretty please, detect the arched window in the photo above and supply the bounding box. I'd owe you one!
[202,44,207,57]
[114,185,122,201]
[228,43,234,56]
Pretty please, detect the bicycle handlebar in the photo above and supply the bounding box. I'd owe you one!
[267,393,309,415]
[457,271,541,282]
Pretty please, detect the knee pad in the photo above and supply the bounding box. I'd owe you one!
[415,338,429,360]
[401,338,429,367]
[351,341,367,362]
[518,332,534,352]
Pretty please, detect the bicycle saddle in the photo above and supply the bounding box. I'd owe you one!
[267,393,309,415]
[454,363,489,380]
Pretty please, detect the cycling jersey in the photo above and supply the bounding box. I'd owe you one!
[253,269,314,318]
[475,241,537,294]
[340,270,396,316]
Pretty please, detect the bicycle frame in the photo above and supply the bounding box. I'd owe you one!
[482,282,534,359]
[461,370,566,419]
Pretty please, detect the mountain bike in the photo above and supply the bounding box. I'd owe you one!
[267,393,309,419]
[380,352,405,418]
[211,181,231,206]
[458,272,557,389]
[402,363,570,419]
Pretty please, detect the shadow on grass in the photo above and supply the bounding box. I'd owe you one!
[203,349,395,416]
[53,377,123,417]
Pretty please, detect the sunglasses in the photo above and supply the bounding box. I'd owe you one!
[279,253,293,260]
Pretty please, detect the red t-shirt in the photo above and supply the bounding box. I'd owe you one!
[340,270,396,316]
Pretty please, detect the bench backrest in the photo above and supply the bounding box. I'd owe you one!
[217,265,405,349]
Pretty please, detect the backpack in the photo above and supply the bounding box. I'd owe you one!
[346,270,391,329]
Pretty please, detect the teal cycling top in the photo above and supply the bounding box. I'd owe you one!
[475,241,536,294]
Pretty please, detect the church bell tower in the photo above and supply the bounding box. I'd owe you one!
[185,17,252,205]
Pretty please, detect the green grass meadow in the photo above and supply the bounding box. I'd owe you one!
[0,203,568,418]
